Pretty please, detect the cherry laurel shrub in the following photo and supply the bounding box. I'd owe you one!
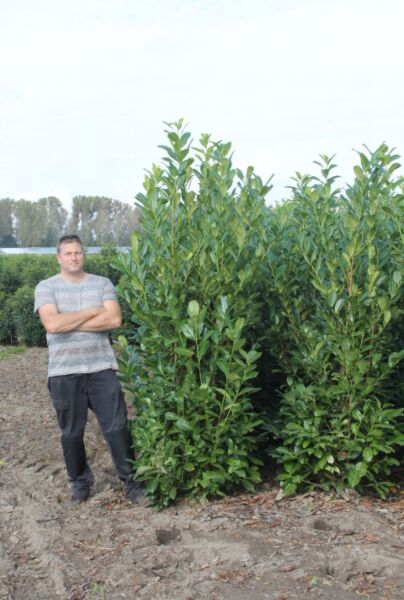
[9,284,47,347]
[114,120,271,507]
[264,145,404,498]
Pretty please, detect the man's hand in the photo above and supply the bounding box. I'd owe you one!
[38,304,106,334]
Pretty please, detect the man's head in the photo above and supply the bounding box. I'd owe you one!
[57,234,83,254]
[57,234,85,277]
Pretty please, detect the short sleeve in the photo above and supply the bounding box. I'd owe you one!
[102,278,118,303]
[34,281,55,313]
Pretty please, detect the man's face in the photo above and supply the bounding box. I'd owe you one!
[57,241,84,275]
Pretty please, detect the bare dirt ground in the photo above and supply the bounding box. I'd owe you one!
[0,347,403,600]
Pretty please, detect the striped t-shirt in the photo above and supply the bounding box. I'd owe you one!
[34,273,119,377]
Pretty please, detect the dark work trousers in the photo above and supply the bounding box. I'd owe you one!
[47,369,134,495]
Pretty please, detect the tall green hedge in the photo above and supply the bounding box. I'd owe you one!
[263,146,404,498]
[114,120,271,507]
[115,126,403,506]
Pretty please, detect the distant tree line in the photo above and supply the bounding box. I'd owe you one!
[0,196,140,247]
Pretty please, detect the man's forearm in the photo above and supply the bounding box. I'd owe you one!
[77,311,121,332]
[44,307,105,334]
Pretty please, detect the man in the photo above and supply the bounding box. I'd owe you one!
[34,234,142,504]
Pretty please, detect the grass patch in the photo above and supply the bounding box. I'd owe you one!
[0,345,27,361]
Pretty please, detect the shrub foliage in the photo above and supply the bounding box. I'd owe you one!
[116,131,403,505]
[264,145,404,497]
[115,120,271,507]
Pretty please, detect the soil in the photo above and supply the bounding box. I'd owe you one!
[0,347,403,600]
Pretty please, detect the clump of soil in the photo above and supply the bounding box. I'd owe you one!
[1,347,403,599]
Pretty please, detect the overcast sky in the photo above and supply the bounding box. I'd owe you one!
[1,0,404,211]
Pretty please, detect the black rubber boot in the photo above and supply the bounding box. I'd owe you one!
[104,427,135,482]
[104,428,146,503]
[61,434,93,500]
[124,480,145,503]
[62,435,86,479]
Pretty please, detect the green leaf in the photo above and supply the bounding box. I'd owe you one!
[378,296,387,312]
[198,338,210,359]
[235,225,246,249]
[181,324,195,340]
[168,131,179,145]
[217,360,229,376]
[220,296,228,315]
[348,462,367,488]
[353,165,365,181]
[334,298,345,313]
[130,275,143,292]
[183,463,195,472]
[187,300,200,318]
[174,347,194,357]
[175,418,192,432]
[165,412,179,421]
[235,318,245,333]
[393,270,402,285]
[363,447,373,462]
[383,310,391,326]
[283,483,297,496]
[117,335,128,349]
[131,232,139,256]
[245,349,261,365]
[180,132,191,146]
[388,350,404,368]
[344,215,357,231]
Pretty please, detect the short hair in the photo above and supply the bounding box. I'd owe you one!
[57,234,83,254]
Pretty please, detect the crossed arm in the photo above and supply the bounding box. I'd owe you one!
[38,300,122,334]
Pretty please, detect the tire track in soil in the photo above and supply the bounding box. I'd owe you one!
[0,348,68,598]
